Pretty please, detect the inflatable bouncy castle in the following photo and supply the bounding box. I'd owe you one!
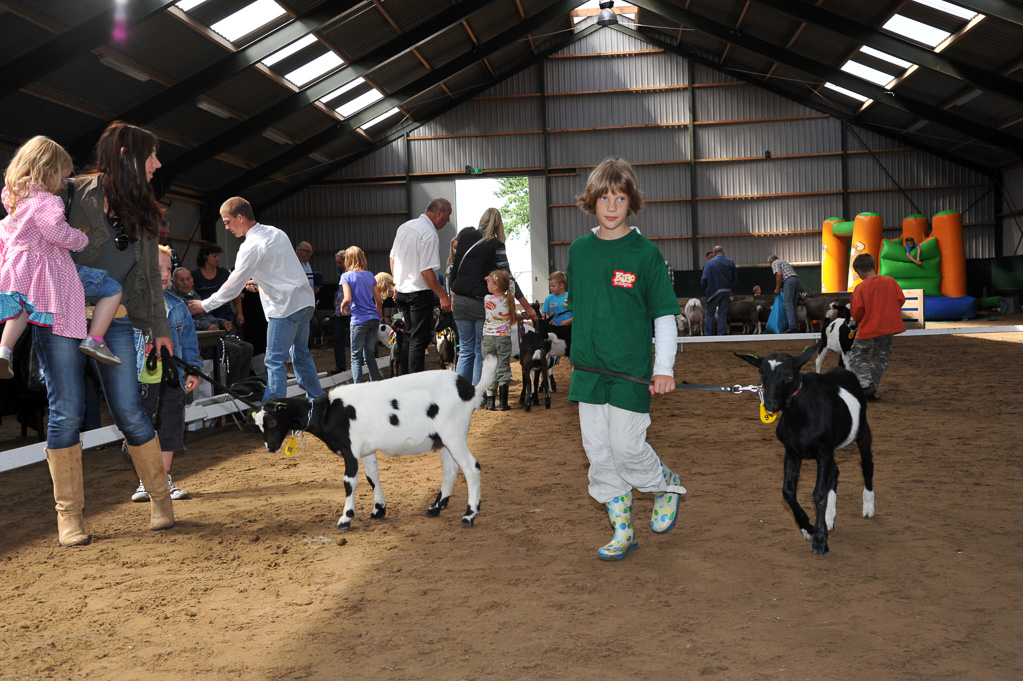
[821,210,973,320]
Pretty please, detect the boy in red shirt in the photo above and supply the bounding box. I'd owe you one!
[849,254,905,401]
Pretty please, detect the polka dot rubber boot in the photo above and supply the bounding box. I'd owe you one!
[651,462,682,534]
[598,492,638,561]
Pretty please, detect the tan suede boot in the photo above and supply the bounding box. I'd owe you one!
[125,437,174,531]
[45,444,90,547]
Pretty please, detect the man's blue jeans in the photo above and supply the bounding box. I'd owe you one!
[350,319,381,383]
[33,317,155,449]
[782,276,800,330]
[263,306,324,402]
[454,317,485,385]
[705,291,730,336]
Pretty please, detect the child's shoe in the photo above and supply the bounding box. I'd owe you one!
[485,391,496,411]
[0,346,13,380]
[598,492,638,561]
[131,479,150,503]
[168,474,189,501]
[79,337,122,365]
[651,461,684,534]
[498,385,510,411]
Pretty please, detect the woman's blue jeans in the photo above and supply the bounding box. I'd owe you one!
[33,317,155,449]
[454,317,485,385]
[264,305,325,402]
[350,318,381,383]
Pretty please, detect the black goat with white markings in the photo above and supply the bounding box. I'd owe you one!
[255,355,497,530]
[736,341,875,555]
[518,319,552,412]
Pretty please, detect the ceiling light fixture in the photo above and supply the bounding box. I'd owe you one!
[597,1,618,26]
[195,99,232,118]
[98,55,151,82]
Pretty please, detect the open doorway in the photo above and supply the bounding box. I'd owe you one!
[455,176,534,299]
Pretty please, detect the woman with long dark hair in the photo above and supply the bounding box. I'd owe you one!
[34,121,175,547]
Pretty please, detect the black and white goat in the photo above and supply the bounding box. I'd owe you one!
[815,315,856,373]
[254,355,498,530]
[736,341,875,555]
[518,321,552,412]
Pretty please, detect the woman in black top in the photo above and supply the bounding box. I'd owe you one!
[449,208,535,385]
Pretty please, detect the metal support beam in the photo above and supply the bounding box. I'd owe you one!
[753,0,1023,106]
[0,0,179,97]
[158,0,507,190]
[67,2,360,161]
[950,0,1023,27]
[629,0,1023,160]
[251,24,601,212]
[215,0,590,203]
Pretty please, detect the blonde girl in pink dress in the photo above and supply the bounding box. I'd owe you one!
[0,136,123,379]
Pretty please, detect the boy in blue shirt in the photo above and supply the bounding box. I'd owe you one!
[541,271,573,327]
[132,246,201,502]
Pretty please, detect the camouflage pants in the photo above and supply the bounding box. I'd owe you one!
[848,334,894,393]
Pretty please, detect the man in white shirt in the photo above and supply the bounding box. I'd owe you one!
[389,198,452,374]
[296,241,320,297]
[187,197,324,403]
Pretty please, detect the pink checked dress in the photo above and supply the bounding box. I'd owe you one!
[0,185,89,339]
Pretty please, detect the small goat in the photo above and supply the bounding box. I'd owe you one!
[683,298,703,336]
[735,341,875,555]
[435,327,455,370]
[728,300,763,334]
[815,316,856,373]
[518,321,552,412]
[254,356,498,531]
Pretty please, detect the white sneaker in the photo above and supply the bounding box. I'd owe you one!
[131,480,149,502]
[168,474,189,500]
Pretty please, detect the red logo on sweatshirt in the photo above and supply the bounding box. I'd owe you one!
[611,270,636,289]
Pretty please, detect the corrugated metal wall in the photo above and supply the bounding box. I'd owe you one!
[260,25,1002,289]
[1001,165,1023,257]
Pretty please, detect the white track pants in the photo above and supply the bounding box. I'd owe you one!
[579,402,686,504]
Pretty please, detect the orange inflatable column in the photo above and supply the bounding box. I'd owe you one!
[901,214,928,244]
[848,212,883,291]
[932,210,967,297]
[821,217,847,293]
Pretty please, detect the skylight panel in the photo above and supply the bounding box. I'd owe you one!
[320,78,364,105]
[859,46,912,69]
[823,83,869,103]
[882,15,951,47]
[362,107,400,130]
[335,89,384,118]
[283,51,344,86]
[914,0,977,21]
[175,0,207,10]
[841,61,895,87]
[262,34,319,67]
[211,0,286,42]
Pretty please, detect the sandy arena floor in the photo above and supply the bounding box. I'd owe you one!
[1,321,1021,680]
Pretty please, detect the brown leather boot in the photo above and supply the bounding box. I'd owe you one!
[45,444,90,547]
[125,437,174,531]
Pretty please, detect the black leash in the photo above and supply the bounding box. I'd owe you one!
[165,353,263,412]
[573,364,759,395]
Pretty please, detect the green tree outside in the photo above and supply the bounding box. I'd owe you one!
[495,176,529,239]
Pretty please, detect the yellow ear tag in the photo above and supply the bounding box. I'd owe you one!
[760,403,778,423]
[848,331,855,339]
[284,435,298,457]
